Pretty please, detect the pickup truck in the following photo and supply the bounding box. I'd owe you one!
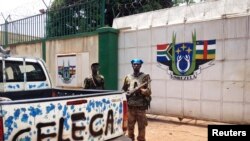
[0,48,130,141]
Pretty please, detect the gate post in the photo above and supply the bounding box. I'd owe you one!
[97,27,119,90]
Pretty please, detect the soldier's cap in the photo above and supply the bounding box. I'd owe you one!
[91,63,99,67]
[131,58,143,65]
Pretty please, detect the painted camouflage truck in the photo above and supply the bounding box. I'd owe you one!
[0,52,130,141]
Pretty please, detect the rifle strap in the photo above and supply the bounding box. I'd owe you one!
[91,75,97,87]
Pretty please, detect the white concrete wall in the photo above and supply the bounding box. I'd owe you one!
[115,0,250,123]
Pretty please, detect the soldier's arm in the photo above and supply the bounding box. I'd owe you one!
[140,75,151,96]
[122,76,129,92]
[83,78,90,89]
[101,76,105,90]
[141,88,151,96]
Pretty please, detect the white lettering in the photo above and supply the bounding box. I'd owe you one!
[219,131,224,136]
[211,129,247,137]
[232,130,237,136]
[241,131,247,136]
[212,129,218,136]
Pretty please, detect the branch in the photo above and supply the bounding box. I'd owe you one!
[42,0,48,9]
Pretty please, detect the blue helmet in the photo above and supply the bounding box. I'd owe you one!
[131,58,143,64]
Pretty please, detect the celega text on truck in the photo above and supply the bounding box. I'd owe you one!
[0,46,130,141]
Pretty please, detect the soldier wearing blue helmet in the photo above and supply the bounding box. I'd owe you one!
[122,58,152,141]
[130,58,144,64]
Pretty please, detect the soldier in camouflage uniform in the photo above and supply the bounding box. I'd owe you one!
[122,59,151,141]
[83,63,105,90]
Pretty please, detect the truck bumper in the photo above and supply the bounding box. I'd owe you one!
[109,135,132,141]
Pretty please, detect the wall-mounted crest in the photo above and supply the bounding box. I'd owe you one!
[58,60,76,83]
[57,54,77,85]
[157,32,216,80]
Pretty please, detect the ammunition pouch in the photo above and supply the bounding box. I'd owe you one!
[127,94,151,110]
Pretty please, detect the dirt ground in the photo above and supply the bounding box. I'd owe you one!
[126,114,225,141]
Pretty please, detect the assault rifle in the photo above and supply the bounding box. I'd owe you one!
[126,79,152,96]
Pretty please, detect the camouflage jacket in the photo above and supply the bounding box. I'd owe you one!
[83,74,104,90]
[122,72,151,109]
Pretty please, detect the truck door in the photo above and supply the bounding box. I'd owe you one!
[24,61,49,91]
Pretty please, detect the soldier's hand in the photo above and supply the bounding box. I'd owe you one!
[140,88,148,95]
[135,88,141,93]
[126,91,131,96]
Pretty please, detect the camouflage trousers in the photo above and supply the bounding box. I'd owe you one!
[128,107,148,141]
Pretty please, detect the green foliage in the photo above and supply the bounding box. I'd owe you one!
[105,0,173,26]
[47,0,104,37]
[46,0,197,37]
[173,0,195,6]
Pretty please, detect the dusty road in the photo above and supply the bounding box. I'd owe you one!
[127,114,225,141]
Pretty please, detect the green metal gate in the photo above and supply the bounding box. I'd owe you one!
[0,0,105,47]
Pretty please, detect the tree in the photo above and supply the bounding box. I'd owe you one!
[47,0,104,37]
[172,0,195,6]
[105,0,173,26]
[46,0,196,37]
